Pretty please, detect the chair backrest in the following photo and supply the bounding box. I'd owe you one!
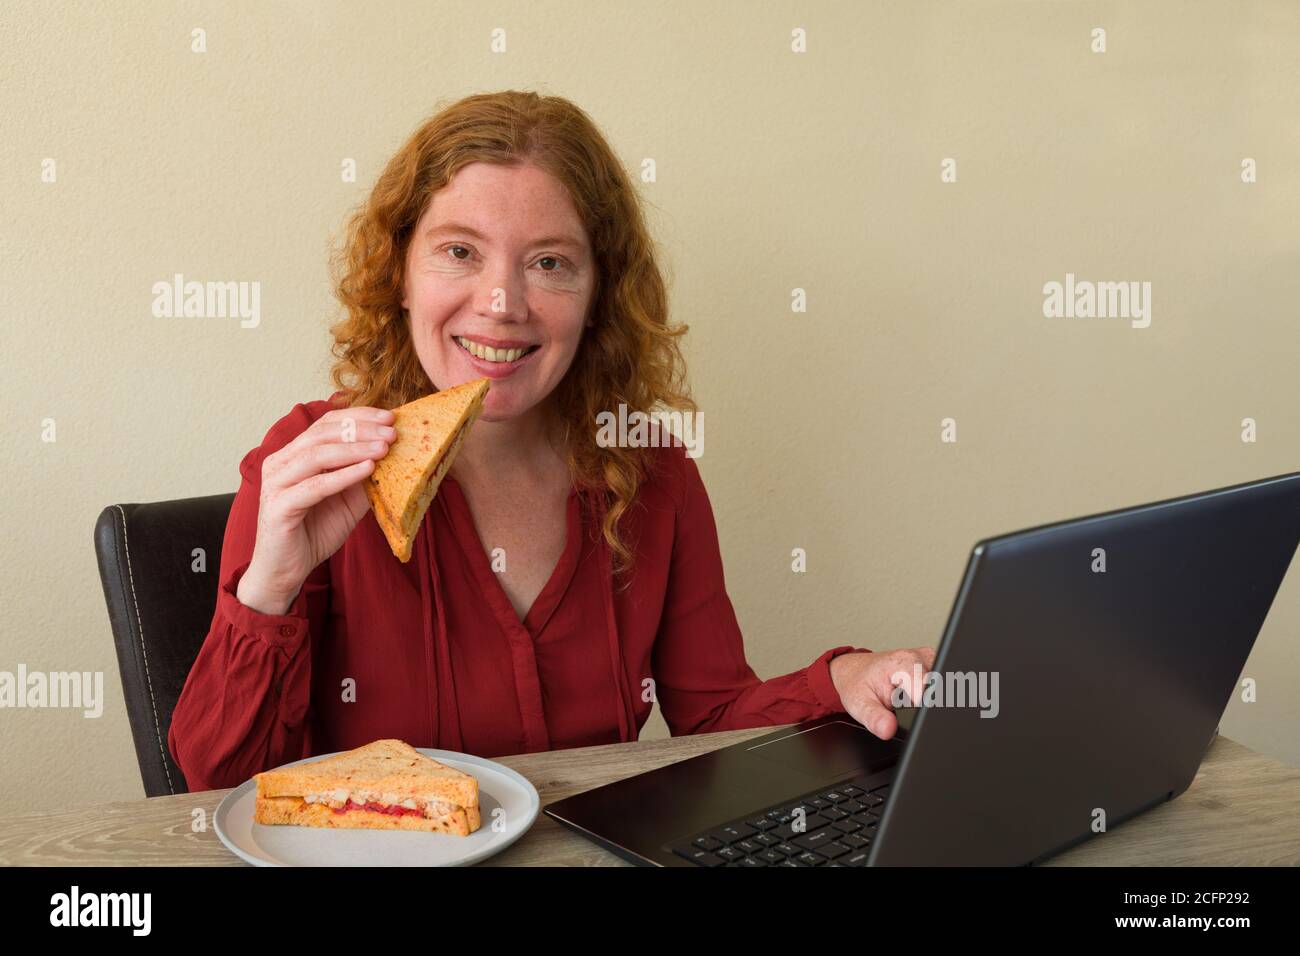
[94,494,235,796]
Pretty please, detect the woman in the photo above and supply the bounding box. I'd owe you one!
[169,90,935,792]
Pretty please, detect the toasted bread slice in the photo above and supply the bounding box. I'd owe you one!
[364,379,490,562]
[253,739,481,835]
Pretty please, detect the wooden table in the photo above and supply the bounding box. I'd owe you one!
[1,726,1296,866]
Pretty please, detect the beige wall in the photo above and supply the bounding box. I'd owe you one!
[2,0,1297,812]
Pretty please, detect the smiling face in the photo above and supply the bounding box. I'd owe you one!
[401,161,597,422]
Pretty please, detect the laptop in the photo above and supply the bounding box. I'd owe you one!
[543,470,1300,866]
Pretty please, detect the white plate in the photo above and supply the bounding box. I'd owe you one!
[213,748,539,867]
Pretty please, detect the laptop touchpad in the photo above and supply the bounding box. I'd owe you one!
[746,720,904,779]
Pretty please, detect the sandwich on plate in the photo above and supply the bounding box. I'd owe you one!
[364,378,490,562]
[253,739,482,835]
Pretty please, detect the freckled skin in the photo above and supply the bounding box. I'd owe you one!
[401,162,593,422]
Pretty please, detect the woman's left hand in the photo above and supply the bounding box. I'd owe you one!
[829,647,937,740]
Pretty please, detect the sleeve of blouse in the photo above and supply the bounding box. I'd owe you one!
[650,448,872,737]
[167,404,331,791]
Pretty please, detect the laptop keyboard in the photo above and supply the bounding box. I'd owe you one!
[665,778,891,866]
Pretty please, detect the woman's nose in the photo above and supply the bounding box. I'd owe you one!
[473,262,528,320]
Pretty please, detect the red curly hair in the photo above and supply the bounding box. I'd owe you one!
[327,90,696,576]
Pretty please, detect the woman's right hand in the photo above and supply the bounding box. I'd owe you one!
[236,407,396,615]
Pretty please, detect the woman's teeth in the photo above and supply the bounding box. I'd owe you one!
[455,336,534,363]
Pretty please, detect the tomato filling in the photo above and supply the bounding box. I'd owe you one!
[330,798,426,818]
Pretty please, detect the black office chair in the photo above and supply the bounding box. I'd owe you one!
[94,494,235,797]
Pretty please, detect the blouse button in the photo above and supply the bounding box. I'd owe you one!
[278,624,296,638]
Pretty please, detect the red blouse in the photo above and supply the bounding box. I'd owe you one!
[168,394,870,792]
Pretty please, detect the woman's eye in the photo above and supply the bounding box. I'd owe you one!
[447,245,471,261]
[537,255,567,272]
